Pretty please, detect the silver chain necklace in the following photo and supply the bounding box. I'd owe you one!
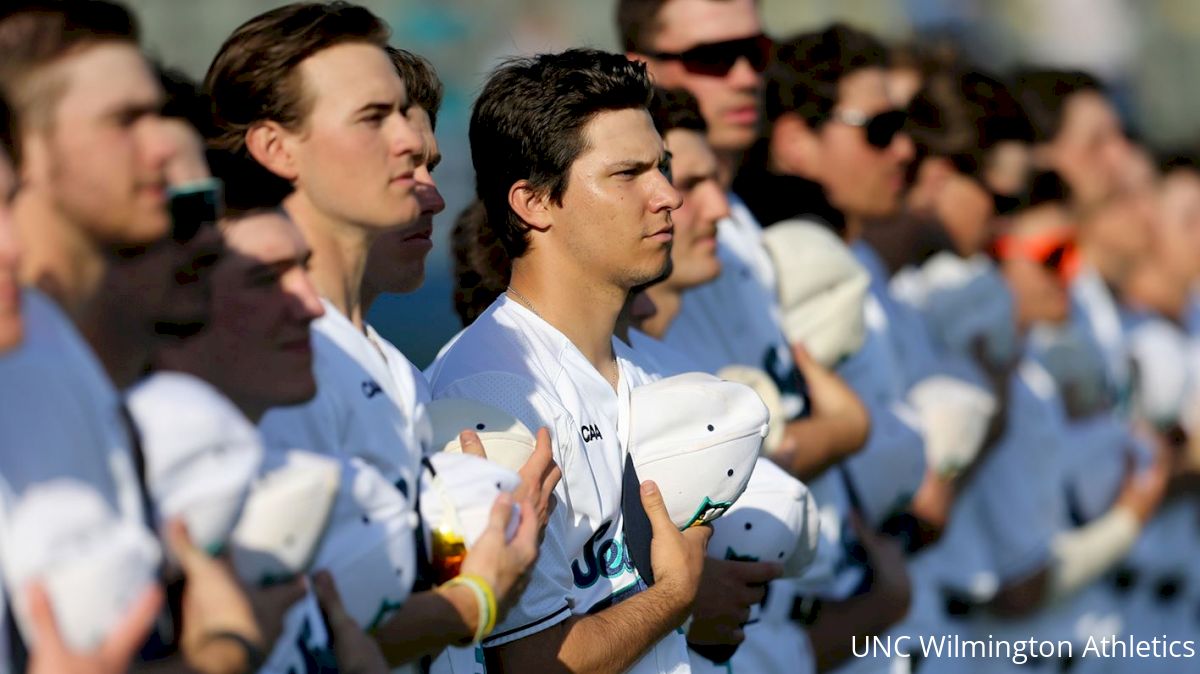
[506,285,620,391]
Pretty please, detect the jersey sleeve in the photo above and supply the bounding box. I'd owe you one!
[435,372,580,645]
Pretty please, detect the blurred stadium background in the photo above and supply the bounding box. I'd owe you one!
[126,0,1200,366]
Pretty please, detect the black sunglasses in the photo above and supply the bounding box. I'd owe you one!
[828,109,908,150]
[646,34,773,77]
[167,178,223,243]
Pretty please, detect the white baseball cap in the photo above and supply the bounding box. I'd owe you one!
[716,365,786,457]
[229,449,341,587]
[427,398,536,473]
[127,372,264,555]
[908,375,997,477]
[310,457,418,630]
[902,252,1018,369]
[418,452,521,583]
[707,458,820,577]
[1128,319,1192,429]
[629,372,768,529]
[4,480,161,652]
[761,220,871,368]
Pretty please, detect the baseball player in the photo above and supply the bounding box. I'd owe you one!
[427,49,711,674]
[205,3,548,670]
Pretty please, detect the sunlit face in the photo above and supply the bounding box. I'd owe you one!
[638,0,764,154]
[208,211,324,414]
[1046,91,1130,206]
[24,43,177,247]
[1001,204,1072,327]
[812,68,914,219]
[545,108,682,290]
[364,105,445,297]
[287,43,424,232]
[0,151,20,352]
[1156,169,1200,283]
[663,127,725,289]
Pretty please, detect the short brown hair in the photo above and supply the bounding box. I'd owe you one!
[204,1,390,157]
[386,47,443,131]
[615,0,750,52]
[0,0,138,145]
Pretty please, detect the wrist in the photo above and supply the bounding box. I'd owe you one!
[649,577,697,625]
[193,630,265,674]
[436,582,481,643]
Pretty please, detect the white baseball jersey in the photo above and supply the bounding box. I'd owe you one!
[367,323,433,459]
[258,300,425,674]
[662,196,807,421]
[0,289,156,664]
[426,296,689,674]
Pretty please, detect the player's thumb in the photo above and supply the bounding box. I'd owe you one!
[484,491,516,538]
[164,518,204,571]
[458,430,487,459]
[639,480,676,537]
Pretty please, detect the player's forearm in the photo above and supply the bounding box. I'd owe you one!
[1046,507,1139,604]
[372,584,478,666]
[782,415,867,482]
[488,583,690,674]
[806,590,910,672]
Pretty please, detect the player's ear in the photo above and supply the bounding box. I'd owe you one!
[245,120,300,183]
[509,180,553,233]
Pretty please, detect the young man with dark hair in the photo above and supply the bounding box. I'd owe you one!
[428,48,709,674]
[206,3,551,669]
[620,0,869,491]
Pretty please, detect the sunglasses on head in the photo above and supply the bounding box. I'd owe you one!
[828,109,907,150]
[646,34,773,77]
[993,232,1074,272]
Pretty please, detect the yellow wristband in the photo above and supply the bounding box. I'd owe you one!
[446,574,497,643]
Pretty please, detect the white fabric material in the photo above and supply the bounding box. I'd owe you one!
[663,197,807,421]
[426,297,689,673]
[2,481,160,652]
[127,372,263,553]
[707,457,821,577]
[630,372,767,529]
[0,289,155,657]
[716,365,786,457]
[419,452,521,555]
[761,220,871,367]
[1127,316,1194,428]
[229,450,341,587]
[367,323,434,458]
[1048,507,1139,602]
[257,300,426,671]
[907,375,997,477]
[427,398,536,472]
[891,253,1018,370]
[627,328,701,379]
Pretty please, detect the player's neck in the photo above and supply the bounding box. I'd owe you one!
[509,258,624,375]
[79,298,154,388]
[284,190,374,331]
[14,192,108,324]
[641,284,683,339]
[842,214,864,243]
